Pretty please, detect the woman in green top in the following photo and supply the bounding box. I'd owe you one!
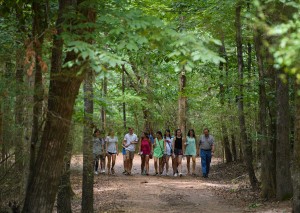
[185,129,197,176]
[153,131,165,175]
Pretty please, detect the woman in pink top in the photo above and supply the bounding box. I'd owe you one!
[139,132,152,175]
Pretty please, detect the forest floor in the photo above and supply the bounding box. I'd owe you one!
[65,155,292,213]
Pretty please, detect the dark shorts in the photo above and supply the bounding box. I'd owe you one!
[174,148,183,156]
[107,151,117,155]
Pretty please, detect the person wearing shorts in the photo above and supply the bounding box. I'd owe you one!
[185,129,197,176]
[123,127,138,175]
[93,129,103,175]
[163,129,173,176]
[139,132,152,175]
[172,129,185,177]
[105,130,118,175]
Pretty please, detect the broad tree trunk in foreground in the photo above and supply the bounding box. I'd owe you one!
[81,69,94,213]
[235,1,257,189]
[22,0,96,212]
[293,82,300,212]
[178,70,187,134]
[276,72,292,200]
[254,30,276,198]
[57,130,74,213]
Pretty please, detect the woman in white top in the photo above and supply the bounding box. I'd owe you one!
[162,129,173,176]
[105,130,118,175]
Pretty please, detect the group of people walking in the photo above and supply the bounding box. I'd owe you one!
[93,127,215,178]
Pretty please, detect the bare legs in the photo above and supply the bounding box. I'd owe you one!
[154,157,163,175]
[107,154,117,174]
[186,156,196,175]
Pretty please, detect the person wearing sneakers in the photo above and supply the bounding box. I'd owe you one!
[172,129,185,177]
[93,129,103,175]
[199,128,215,178]
[105,130,118,175]
[185,129,197,176]
[123,127,138,175]
[153,131,165,176]
[162,129,173,176]
[139,132,152,175]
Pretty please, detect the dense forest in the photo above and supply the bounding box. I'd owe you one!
[0,0,300,212]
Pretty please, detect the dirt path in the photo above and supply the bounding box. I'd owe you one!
[70,155,243,213]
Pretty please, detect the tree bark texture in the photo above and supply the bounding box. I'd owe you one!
[178,71,187,134]
[276,72,292,200]
[22,0,96,212]
[254,30,276,198]
[57,129,74,213]
[28,0,46,186]
[293,82,300,212]
[81,69,94,213]
[235,1,258,188]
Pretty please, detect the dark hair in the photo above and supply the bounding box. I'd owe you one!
[203,128,209,132]
[175,129,182,137]
[142,132,149,139]
[156,131,163,138]
[93,129,100,137]
[187,129,195,138]
[164,129,171,138]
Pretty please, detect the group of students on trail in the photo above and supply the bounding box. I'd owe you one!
[93,127,215,178]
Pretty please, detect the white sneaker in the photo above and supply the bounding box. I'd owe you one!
[101,169,105,174]
[94,171,98,175]
[174,173,178,177]
[166,172,169,176]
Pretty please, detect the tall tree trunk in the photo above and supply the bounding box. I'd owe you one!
[293,82,300,212]
[219,38,232,163]
[122,69,126,129]
[15,4,26,176]
[178,70,187,134]
[57,127,74,213]
[101,77,107,130]
[254,30,276,198]
[81,69,94,213]
[276,72,292,200]
[22,0,96,212]
[235,1,258,188]
[28,0,46,186]
[231,134,237,161]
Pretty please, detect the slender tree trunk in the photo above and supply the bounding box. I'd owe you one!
[293,82,300,212]
[219,38,232,163]
[235,1,258,188]
[178,71,187,134]
[81,69,94,213]
[231,134,237,161]
[276,72,292,200]
[254,30,276,198]
[22,0,96,212]
[15,5,26,176]
[122,69,126,129]
[28,0,46,185]
[57,127,74,213]
[101,77,107,130]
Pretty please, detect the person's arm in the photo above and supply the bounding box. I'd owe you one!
[105,137,108,153]
[115,137,119,155]
[182,137,186,155]
[164,138,167,154]
[196,137,200,156]
[211,136,215,154]
[172,137,175,157]
[138,138,142,152]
